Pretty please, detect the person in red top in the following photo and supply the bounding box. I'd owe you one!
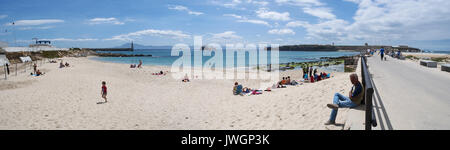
[101,81,108,103]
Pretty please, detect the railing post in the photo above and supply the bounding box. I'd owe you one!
[3,64,6,80]
[365,88,374,130]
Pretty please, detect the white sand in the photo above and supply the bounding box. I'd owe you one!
[0,57,355,130]
[403,52,450,59]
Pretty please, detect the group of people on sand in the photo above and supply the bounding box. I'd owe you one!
[130,60,142,68]
[233,82,263,96]
[232,68,332,96]
[277,76,300,88]
[59,61,70,68]
[31,63,44,76]
[302,66,330,83]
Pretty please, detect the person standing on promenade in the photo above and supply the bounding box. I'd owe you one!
[380,47,385,61]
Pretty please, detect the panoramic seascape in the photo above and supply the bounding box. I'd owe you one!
[1,0,450,147]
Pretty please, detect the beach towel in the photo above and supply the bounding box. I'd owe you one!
[251,90,262,95]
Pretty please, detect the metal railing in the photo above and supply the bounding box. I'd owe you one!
[361,55,378,130]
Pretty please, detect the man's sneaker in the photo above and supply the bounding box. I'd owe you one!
[324,120,335,125]
[327,104,339,110]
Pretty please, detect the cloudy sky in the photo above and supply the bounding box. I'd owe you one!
[1,0,450,50]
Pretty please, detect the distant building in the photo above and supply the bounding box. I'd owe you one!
[3,39,69,52]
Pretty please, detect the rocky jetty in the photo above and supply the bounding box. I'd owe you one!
[93,52,152,57]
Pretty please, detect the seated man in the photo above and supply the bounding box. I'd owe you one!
[325,73,364,125]
[233,82,243,95]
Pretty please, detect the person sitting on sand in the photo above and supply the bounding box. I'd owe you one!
[34,69,44,76]
[325,74,364,125]
[182,74,190,82]
[233,82,243,95]
[317,73,322,81]
[281,77,287,85]
[59,62,65,68]
[313,69,319,81]
[130,64,136,68]
[65,62,70,67]
[286,76,291,85]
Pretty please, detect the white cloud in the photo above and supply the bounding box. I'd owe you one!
[346,0,450,42]
[223,14,244,19]
[286,21,310,28]
[0,15,7,19]
[256,8,291,21]
[41,38,99,42]
[275,0,323,6]
[286,0,450,45]
[212,31,242,40]
[302,7,336,20]
[219,0,268,9]
[18,26,54,30]
[268,28,295,35]
[6,19,64,26]
[237,19,271,26]
[106,29,191,41]
[224,14,271,26]
[88,18,124,25]
[168,5,204,16]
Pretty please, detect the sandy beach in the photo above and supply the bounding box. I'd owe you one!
[0,57,355,130]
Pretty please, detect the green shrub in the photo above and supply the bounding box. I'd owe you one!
[41,51,60,58]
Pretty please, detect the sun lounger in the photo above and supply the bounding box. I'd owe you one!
[420,60,437,68]
[442,64,450,72]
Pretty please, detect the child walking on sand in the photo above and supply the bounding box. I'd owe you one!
[101,81,107,103]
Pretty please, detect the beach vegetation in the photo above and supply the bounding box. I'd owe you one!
[431,57,447,62]
[41,51,61,58]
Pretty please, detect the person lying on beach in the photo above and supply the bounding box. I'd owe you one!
[152,71,166,75]
[324,74,364,125]
[182,74,190,82]
[277,82,287,88]
[233,82,243,95]
[101,81,108,103]
[130,64,136,68]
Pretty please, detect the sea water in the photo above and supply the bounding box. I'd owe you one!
[91,49,359,72]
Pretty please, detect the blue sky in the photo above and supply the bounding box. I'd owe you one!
[1,0,450,50]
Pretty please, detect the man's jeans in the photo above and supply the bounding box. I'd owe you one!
[329,93,358,122]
